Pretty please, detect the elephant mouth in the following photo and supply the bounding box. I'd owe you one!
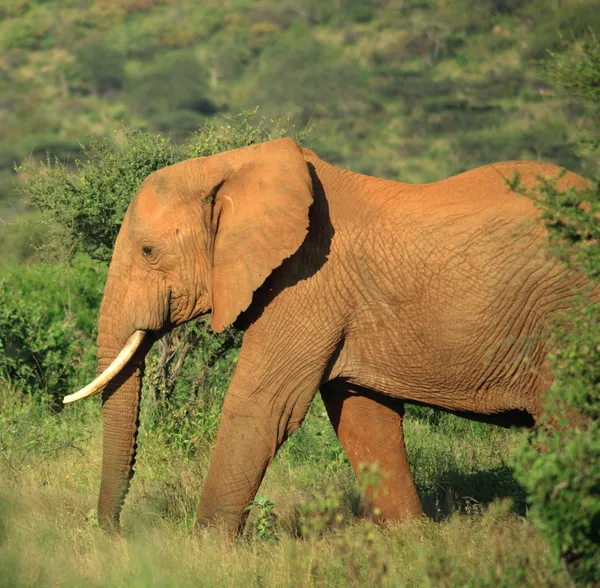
[63,330,147,404]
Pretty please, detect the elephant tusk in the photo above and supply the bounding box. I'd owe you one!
[63,330,147,404]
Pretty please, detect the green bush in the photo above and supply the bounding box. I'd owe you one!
[341,0,380,23]
[548,35,600,116]
[514,36,600,584]
[408,99,504,136]
[208,28,253,82]
[0,256,104,402]
[139,320,242,454]
[375,67,456,107]
[436,0,526,35]
[0,211,46,265]
[0,4,54,51]
[451,119,581,172]
[18,129,181,263]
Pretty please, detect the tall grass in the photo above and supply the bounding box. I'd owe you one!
[0,385,566,587]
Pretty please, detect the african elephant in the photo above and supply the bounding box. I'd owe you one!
[66,138,594,535]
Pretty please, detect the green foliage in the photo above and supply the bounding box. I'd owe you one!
[0,256,104,402]
[245,495,279,543]
[1,0,598,206]
[0,211,47,265]
[148,110,207,143]
[514,36,600,584]
[548,35,600,104]
[451,119,581,171]
[340,0,380,23]
[140,320,241,454]
[437,0,526,34]
[299,485,347,539]
[0,3,55,51]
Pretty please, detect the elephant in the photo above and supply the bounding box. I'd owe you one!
[65,138,595,535]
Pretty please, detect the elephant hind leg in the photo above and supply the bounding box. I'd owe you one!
[321,382,423,523]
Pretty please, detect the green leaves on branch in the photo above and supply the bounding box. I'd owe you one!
[0,257,104,403]
[514,35,600,585]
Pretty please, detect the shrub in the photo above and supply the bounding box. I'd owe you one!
[435,0,527,35]
[140,319,242,453]
[0,211,47,265]
[341,0,380,23]
[408,99,504,135]
[0,4,54,51]
[208,28,253,82]
[17,129,181,263]
[0,256,104,402]
[451,119,581,172]
[548,35,600,113]
[375,67,456,107]
[514,35,600,584]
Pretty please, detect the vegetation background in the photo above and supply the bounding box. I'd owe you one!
[0,0,599,586]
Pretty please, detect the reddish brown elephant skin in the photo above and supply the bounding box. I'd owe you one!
[92,138,594,534]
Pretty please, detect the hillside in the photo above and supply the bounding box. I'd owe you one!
[1,0,599,218]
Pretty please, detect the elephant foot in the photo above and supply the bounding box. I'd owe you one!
[97,515,123,536]
[194,504,247,538]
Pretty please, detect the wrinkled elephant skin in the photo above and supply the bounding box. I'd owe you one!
[76,138,595,534]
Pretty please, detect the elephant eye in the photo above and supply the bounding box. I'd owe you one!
[142,245,154,257]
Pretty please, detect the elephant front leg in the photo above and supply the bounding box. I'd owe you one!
[195,397,276,534]
[321,382,423,523]
[196,363,321,535]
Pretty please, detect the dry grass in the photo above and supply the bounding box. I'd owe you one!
[0,482,563,587]
[0,396,568,587]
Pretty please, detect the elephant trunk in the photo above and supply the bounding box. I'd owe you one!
[93,278,153,531]
[96,354,144,530]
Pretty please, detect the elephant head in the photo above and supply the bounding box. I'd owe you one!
[65,138,314,530]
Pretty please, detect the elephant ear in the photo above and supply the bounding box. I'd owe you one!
[207,138,314,333]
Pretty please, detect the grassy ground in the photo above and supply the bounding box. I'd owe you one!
[0,388,567,587]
